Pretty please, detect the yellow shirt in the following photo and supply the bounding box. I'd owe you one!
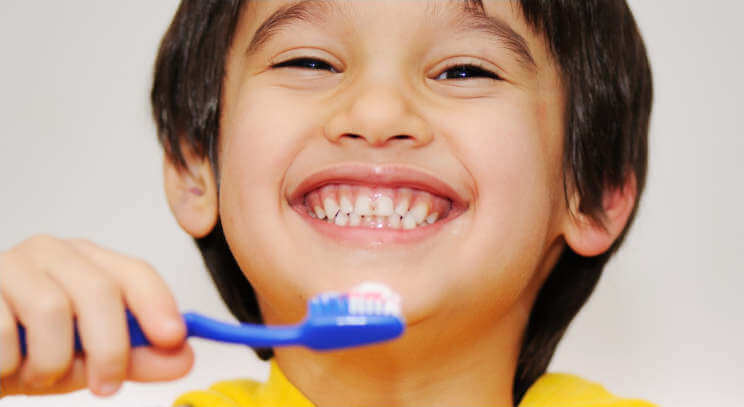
[173,360,656,407]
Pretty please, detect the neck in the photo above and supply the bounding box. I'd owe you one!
[274,296,533,407]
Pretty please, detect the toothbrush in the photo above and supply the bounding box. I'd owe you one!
[18,282,405,355]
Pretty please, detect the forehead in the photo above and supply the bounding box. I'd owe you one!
[237,0,553,74]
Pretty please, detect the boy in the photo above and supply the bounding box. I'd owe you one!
[0,0,653,405]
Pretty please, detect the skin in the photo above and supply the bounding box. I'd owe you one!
[0,0,636,404]
[0,237,194,396]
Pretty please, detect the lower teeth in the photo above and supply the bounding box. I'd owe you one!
[312,210,435,229]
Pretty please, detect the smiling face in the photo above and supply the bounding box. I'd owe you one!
[216,0,567,334]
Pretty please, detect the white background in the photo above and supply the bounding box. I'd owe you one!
[1,1,742,406]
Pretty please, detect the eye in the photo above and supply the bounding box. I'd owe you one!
[272,57,338,73]
[435,64,501,81]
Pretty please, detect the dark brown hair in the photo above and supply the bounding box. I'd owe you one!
[151,1,652,404]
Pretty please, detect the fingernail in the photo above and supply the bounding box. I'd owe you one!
[97,381,121,396]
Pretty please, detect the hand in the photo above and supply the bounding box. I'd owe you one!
[0,236,194,397]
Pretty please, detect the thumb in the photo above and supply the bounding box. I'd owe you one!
[128,343,194,382]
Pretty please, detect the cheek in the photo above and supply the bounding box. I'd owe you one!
[220,89,290,231]
[221,86,307,191]
[218,85,323,319]
[434,96,561,309]
[458,100,554,227]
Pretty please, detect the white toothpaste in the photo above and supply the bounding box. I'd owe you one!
[348,281,402,317]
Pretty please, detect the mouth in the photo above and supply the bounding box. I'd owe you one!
[287,164,469,246]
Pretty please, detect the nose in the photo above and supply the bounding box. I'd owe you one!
[323,81,433,148]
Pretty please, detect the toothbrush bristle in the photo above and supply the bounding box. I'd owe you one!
[349,281,401,317]
[309,282,402,317]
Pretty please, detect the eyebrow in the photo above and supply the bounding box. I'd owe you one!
[246,0,537,72]
[246,0,335,56]
[449,1,537,71]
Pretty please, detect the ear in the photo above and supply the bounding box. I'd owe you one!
[563,173,637,257]
[163,147,218,239]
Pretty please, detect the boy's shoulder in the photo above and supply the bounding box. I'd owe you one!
[520,372,657,407]
[172,361,656,407]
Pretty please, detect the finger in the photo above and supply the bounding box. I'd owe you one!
[2,343,195,396]
[0,246,74,388]
[127,342,194,382]
[67,239,186,348]
[1,355,86,396]
[0,295,20,378]
[32,239,129,396]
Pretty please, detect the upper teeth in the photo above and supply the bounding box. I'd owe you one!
[304,184,450,229]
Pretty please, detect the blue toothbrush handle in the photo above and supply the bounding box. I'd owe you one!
[17,310,300,356]
[182,312,300,347]
[17,310,153,357]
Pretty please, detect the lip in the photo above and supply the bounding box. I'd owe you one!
[286,163,470,247]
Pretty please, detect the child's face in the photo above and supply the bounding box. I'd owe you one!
[218,0,567,329]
